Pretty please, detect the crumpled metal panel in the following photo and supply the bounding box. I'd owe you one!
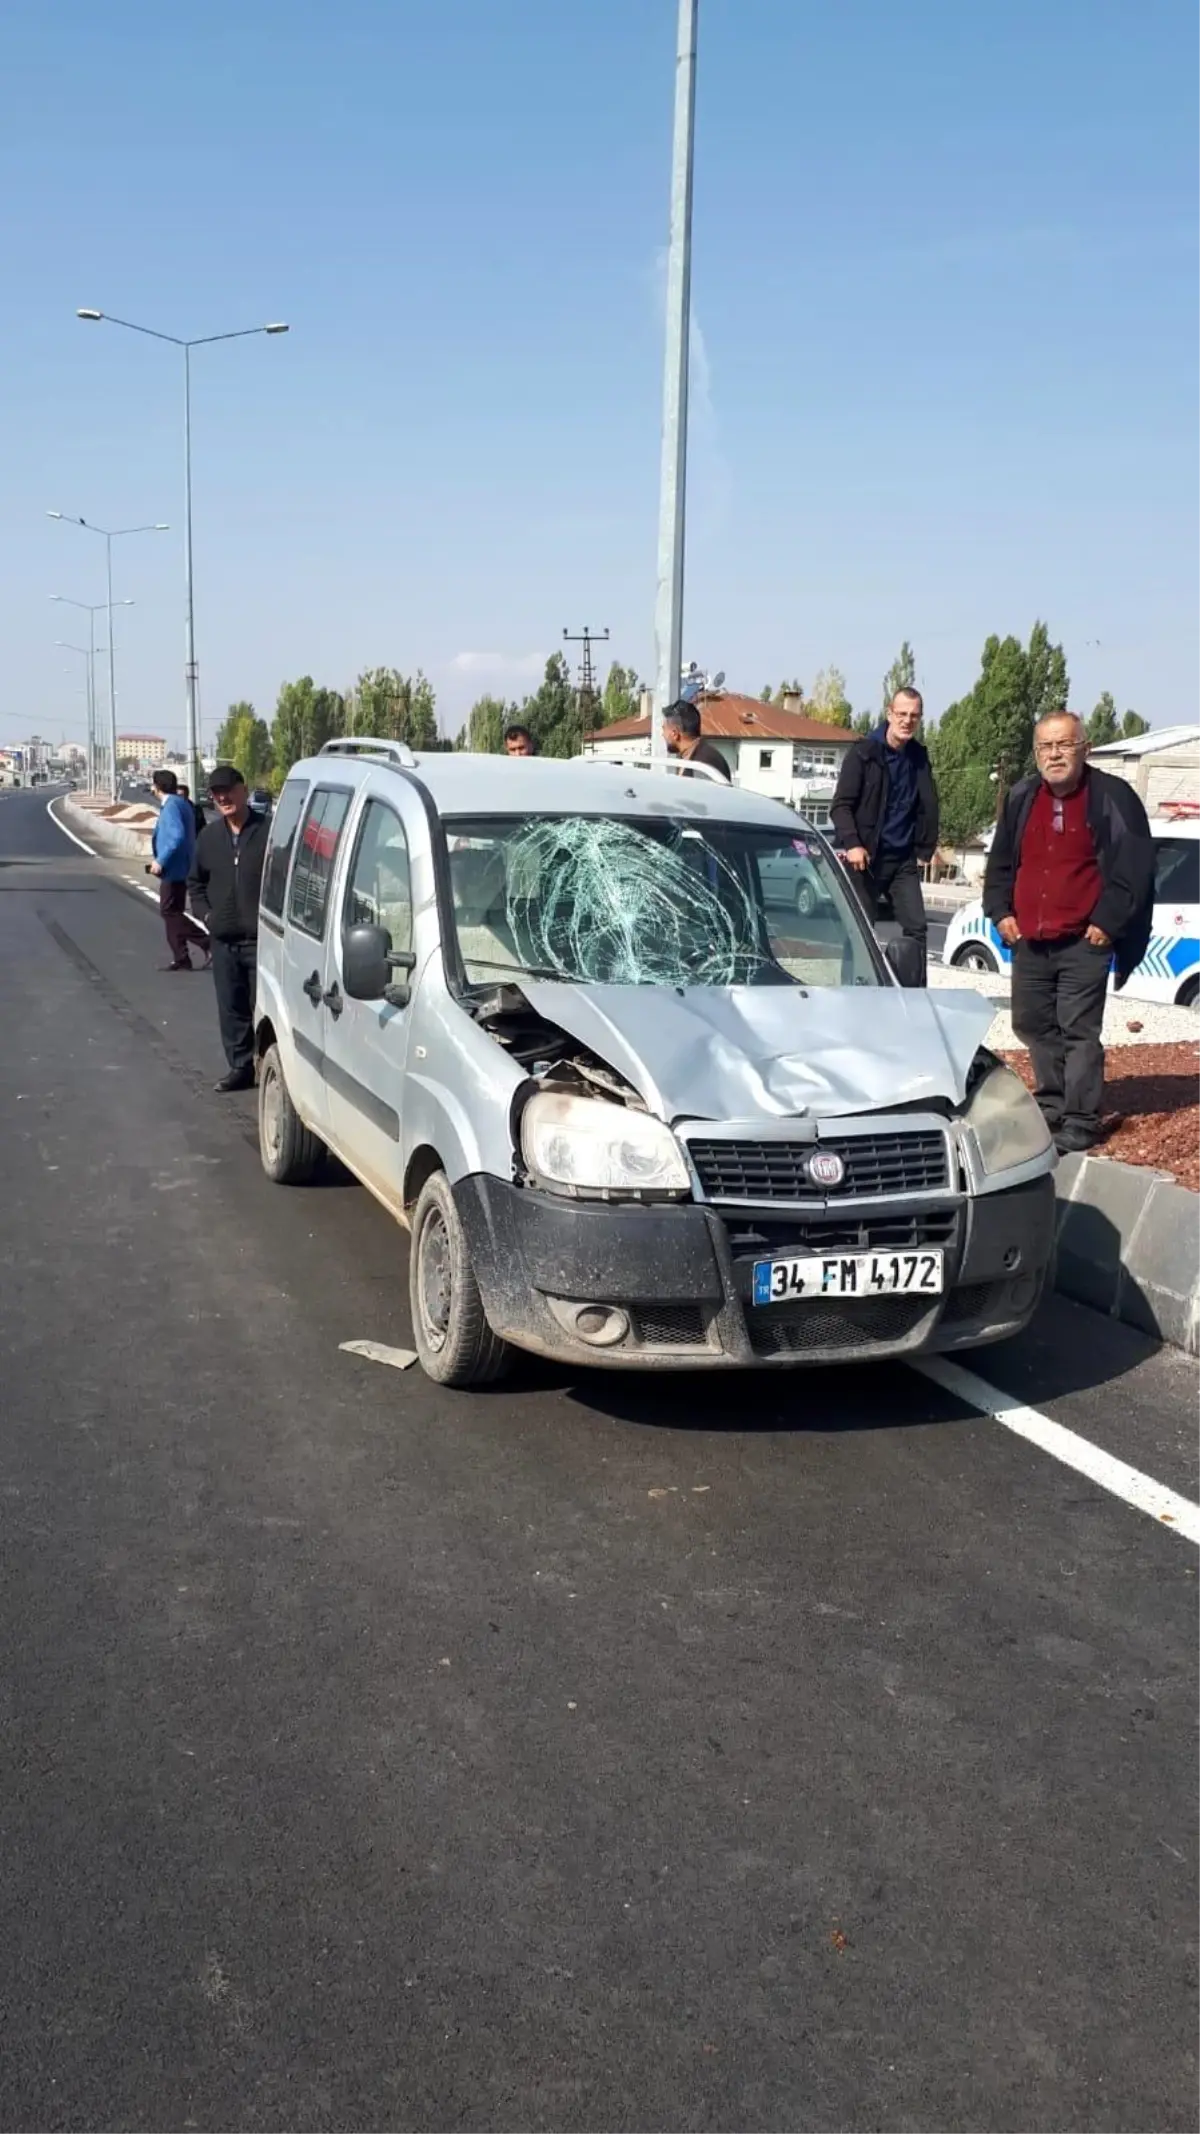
[517,980,993,1124]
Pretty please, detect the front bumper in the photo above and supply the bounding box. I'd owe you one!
[454,1172,1056,1370]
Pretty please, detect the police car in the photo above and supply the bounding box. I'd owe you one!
[941,812,1199,1008]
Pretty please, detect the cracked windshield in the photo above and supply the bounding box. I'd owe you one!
[445,814,881,989]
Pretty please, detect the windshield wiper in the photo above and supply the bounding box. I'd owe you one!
[464,956,574,984]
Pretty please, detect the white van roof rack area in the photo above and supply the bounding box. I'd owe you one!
[575,754,730,786]
[319,737,418,768]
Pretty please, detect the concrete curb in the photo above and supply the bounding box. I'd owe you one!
[1054,1152,1199,1355]
[61,794,154,858]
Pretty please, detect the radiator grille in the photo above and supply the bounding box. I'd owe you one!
[689,1131,949,1203]
[724,1209,957,1258]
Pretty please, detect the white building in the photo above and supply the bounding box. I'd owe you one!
[1089,724,1198,815]
[583,691,857,827]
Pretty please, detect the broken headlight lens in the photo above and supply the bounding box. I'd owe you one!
[520,1092,691,1198]
[963,1062,1052,1177]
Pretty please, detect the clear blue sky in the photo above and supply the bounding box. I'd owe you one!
[2,0,1195,751]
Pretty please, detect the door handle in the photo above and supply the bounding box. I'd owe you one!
[302,970,322,1006]
[323,982,344,1018]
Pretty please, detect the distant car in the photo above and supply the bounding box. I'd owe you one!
[941,816,1199,1009]
[249,787,274,817]
[756,837,836,918]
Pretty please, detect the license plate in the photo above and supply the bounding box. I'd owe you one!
[751,1249,945,1306]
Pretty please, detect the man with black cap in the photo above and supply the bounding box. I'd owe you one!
[189,764,271,1092]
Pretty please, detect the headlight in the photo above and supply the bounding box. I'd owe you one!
[963,1063,1052,1177]
[520,1091,691,1198]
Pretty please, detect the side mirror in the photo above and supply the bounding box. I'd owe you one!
[342,922,392,1001]
[885,936,925,989]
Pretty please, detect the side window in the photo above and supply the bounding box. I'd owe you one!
[342,800,413,952]
[261,780,309,918]
[758,749,773,770]
[287,787,351,939]
[1153,838,1200,906]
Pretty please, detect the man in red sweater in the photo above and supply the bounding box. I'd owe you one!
[983,711,1154,1154]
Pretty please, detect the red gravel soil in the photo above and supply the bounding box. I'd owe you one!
[1002,1042,1200,1192]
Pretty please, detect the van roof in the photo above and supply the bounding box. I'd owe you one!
[288,746,812,829]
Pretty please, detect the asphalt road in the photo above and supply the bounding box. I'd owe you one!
[2,786,1196,2132]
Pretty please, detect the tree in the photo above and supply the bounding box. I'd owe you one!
[851,709,874,737]
[807,666,853,728]
[518,652,580,758]
[759,684,774,702]
[271,677,316,782]
[1086,692,1118,747]
[1121,710,1150,739]
[214,700,272,782]
[214,701,256,763]
[929,620,1069,844]
[348,667,439,749]
[457,694,513,753]
[600,661,640,728]
[881,640,917,712]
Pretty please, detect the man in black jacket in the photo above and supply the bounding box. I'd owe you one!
[983,711,1154,1153]
[830,688,938,979]
[189,764,271,1092]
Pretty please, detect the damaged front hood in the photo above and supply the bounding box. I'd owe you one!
[519,981,993,1122]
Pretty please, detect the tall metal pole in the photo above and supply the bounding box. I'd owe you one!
[183,344,201,797]
[86,610,96,791]
[651,0,698,759]
[106,534,118,799]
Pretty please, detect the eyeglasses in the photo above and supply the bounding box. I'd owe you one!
[1035,741,1084,759]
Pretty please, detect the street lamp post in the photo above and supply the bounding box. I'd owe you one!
[50,595,129,792]
[47,517,167,797]
[76,309,290,796]
[652,0,699,759]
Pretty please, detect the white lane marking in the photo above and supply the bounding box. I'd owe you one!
[915,1355,1200,1545]
[46,796,96,856]
[339,1339,418,1371]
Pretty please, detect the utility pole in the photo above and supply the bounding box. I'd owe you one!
[563,625,610,752]
[651,0,698,759]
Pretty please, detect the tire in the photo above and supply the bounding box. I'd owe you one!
[258,1042,325,1185]
[795,877,818,919]
[410,1170,510,1387]
[1177,976,1199,1009]
[952,944,1000,974]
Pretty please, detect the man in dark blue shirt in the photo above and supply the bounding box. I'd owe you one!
[829,688,939,981]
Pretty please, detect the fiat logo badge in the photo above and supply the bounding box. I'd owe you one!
[806,1150,846,1188]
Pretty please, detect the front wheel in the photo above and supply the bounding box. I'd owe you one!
[952,944,1000,973]
[795,876,818,919]
[410,1171,510,1387]
[258,1042,325,1184]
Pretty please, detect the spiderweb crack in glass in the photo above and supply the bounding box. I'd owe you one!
[501,817,760,987]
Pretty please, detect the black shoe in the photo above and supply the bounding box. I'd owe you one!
[1054,1124,1100,1155]
[214,1070,255,1093]
[160,960,194,972]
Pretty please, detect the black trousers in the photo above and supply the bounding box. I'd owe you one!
[1011,936,1109,1134]
[209,938,257,1076]
[159,877,208,965]
[850,851,928,975]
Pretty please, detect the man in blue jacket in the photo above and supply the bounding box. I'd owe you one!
[830,687,939,981]
[150,769,210,971]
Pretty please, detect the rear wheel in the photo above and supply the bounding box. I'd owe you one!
[795,876,818,919]
[1177,975,1199,1009]
[952,943,1000,973]
[410,1170,510,1387]
[258,1042,324,1184]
